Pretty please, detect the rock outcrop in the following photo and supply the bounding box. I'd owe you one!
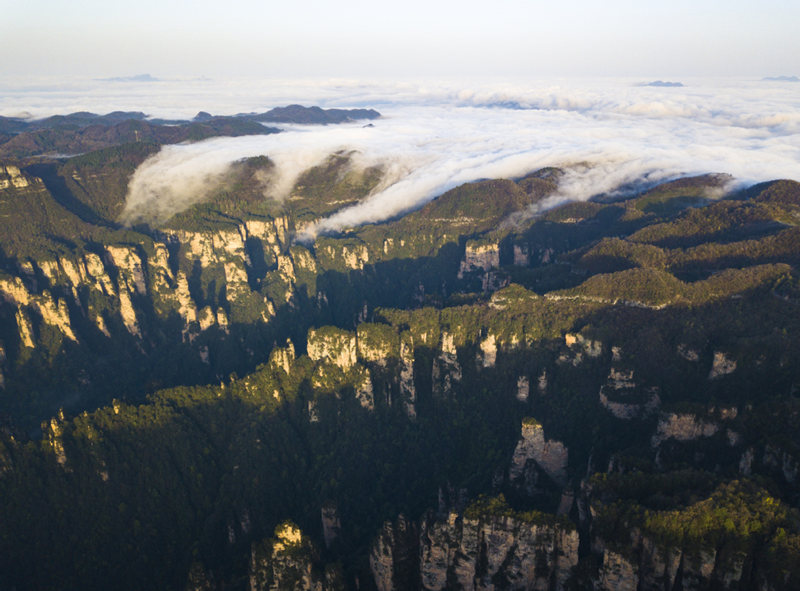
[432,331,462,398]
[651,412,719,447]
[398,334,417,418]
[370,515,420,591]
[515,376,529,402]
[564,332,603,358]
[249,522,342,591]
[321,503,341,549]
[458,241,500,276]
[599,368,661,420]
[307,327,358,371]
[458,240,502,290]
[0,275,78,343]
[419,504,578,590]
[357,323,399,365]
[369,500,578,591]
[708,351,737,379]
[509,419,569,489]
[0,165,36,190]
[594,533,751,591]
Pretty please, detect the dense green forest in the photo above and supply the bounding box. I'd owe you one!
[1,116,800,589]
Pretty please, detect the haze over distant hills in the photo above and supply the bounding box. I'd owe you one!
[762,75,799,82]
[98,73,160,82]
[637,80,684,87]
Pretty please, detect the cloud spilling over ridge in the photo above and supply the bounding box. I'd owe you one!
[119,79,800,233]
[120,124,434,226]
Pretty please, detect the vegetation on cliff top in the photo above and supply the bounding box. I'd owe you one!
[1,129,800,589]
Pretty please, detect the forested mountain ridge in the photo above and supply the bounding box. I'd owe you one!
[1,122,800,590]
[0,105,379,159]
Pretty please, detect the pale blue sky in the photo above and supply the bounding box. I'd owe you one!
[2,0,798,78]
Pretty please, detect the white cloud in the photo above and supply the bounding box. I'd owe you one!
[6,76,799,234]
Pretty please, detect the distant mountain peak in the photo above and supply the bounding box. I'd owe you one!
[99,73,160,82]
[762,75,799,82]
[638,80,684,88]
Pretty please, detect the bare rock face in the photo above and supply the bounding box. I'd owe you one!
[458,240,502,291]
[369,515,419,591]
[308,400,320,423]
[13,308,34,348]
[45,411,68,467]
[321,503,341,549]
[537,370,548,394]
[708,351,737,379]
[598,550,638,591]
[508,419,569,489]
[418,507,579,591]
[356,323,399,365]
[307,327,357,371]
[399,334,417,418]
[106,245,147,296]
[320,242,370,270]
[479,333,498,368]
[0,165,35,189]
[677,344,700,362]
[594,528,750,591]
[564,332,603,358]
[599,368,661,420]
[249,522,342,591]
[763,444,800,484]
[597,542,716,591]
[0,275,79,343]
[651,412,719,447]
[269,340,295,375]
[458,241,500,277]
[513,244,529,266]
[354,369,375,411]
[369,496,579,591]
[0,210,300,359]
[432,331,462,398]
[515,376,530,402]
[185,561,215,591]
[739,447,755,476]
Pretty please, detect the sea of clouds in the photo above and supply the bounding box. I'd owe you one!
[2,75,799,236]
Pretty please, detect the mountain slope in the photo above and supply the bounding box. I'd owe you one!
[1,130,800,589]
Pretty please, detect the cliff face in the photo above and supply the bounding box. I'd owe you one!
[370,505,578,591]
[598,367,661,420]
[421,511,578,591]
[307,327,358,371]
[0,165,36,190]
[370,515,420,591]
[458,240,504,291]
[0,219,293,348]
[249,523,342,591]
[0,274,78,344]
[508,419,569,490]
[594,532,760,591]
[0,197,322,424]
[2,146,800,591]
[651,412,720,447]
[0,153,559,429]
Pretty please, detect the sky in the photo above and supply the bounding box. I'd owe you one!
[2,0,799,78]
[2,2,799,235]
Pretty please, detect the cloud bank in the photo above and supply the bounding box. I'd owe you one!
[3,77,764,232]
[115,78,800,237]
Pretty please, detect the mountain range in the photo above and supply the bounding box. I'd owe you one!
[0,107,799,590]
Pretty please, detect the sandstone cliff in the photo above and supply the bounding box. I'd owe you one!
[369,498,578,591]
[249,522,342,591]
